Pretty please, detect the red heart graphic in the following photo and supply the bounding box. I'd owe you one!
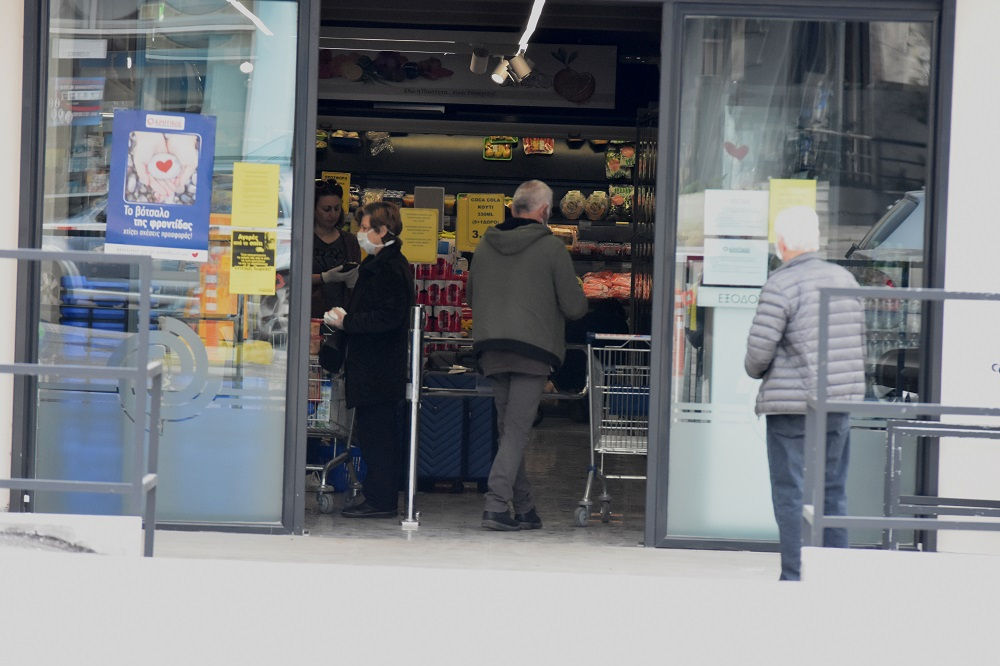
[723,142,749,161]
[192,253,199,258]
[155,159,174,172]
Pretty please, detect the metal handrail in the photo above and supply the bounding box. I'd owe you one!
[805,286,1000,548]
[0,249,163,556]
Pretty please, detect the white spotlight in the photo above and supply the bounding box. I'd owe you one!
[470,47,489,74]
[509,53,532,81]
[491,58,510,84]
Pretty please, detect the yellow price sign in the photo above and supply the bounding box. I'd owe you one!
[321,171,351,198]
[457,193,505,252]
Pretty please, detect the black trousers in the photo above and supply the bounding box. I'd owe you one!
[353,400,403,512]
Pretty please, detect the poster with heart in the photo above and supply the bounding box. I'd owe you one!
[105,109,216,262]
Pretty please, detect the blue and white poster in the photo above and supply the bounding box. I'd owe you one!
[105,110,216,262]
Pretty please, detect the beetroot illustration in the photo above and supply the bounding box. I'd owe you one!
[551,47,596,104]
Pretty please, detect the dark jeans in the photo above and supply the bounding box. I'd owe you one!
[766,412,851,581]
[354,401,403,513]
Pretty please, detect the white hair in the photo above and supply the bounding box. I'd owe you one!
[511,180,553,216]
[773,206,820,252]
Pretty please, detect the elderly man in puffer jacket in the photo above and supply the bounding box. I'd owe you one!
[745,206,866,581]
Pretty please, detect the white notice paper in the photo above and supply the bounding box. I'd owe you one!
[703,238,769,287]
[704,190,770,237]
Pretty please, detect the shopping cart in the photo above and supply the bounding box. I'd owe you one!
[306,355,363,513]
[574,333,652,527]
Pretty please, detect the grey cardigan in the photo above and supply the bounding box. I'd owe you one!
[744,253,866,415]
[468,218,588,368]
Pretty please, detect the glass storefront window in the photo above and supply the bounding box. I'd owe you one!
[668,17,931,542]
[36,0,300,522]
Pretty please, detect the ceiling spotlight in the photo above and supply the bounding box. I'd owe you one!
[491,58,510,84]
[470,47,489,74]
[509,53,532,81]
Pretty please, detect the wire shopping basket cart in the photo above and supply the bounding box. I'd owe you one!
[306,352,363,513]
[574,333,652,527]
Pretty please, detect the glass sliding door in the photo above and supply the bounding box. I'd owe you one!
[667,15,934,543]
[35,0,302,523]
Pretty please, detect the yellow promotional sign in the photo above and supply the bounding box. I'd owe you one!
[229,231,277,295]
[231,162,280,228]
[321,171,351,198]
[399,208,440,264]
[457,193,505,252]
[768,179,817,241]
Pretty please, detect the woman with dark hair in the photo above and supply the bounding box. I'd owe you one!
[323,201,415,518]
[311,179,361,319]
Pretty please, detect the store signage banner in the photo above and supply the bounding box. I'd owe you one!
[399,208,440,264]
[696,286,763,309]
[105,110,216,262]
[230,231,277,296]
[318,40,616,110]
[456,194,505,252]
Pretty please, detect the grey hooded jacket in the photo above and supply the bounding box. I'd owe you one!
[468,218,588,368]
[744,252,866,415]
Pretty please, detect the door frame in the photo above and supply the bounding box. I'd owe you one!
[645,0,954,549]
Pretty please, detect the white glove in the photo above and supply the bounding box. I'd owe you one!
[323,307,347,329]
[321,265,359,284]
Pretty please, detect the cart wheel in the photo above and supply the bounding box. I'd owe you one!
[316,493,335,514]
[574,506,590,527]
[600,503,612,523]
[343,492,362,509]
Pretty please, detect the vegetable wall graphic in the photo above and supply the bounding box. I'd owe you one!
[317,41,616,110]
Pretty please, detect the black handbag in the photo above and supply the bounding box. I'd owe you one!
[317,329,346,374]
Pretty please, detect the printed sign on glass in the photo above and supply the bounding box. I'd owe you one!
[105,110,216,262]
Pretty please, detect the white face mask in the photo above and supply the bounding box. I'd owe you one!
[357,229,382,254]
[774,242,783,261]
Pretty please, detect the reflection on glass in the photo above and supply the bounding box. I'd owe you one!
[669,17,933,541]
[36,1,299,522]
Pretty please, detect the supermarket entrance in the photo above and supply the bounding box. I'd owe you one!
[298,0,662,540]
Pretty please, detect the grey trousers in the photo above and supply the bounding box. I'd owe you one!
[483,372,546,513]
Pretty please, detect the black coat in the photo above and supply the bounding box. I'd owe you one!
[342,241,415,409]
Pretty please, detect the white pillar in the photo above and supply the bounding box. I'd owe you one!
[0,4,24,510]
[938,0,1000,554]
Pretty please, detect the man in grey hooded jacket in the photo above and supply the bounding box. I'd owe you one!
[745,206,866,580]
[468,180,588,531]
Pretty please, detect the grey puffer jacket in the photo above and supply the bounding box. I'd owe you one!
[468,218,588,368]
[744,253,866,415]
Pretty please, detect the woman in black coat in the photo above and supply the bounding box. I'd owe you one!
[324,201,414,518]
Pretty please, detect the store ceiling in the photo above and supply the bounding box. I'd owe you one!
[320,0,663,52]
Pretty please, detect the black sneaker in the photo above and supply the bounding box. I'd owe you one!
[481,511,520,531]
[514,508,542,530]
[341,502,398,519]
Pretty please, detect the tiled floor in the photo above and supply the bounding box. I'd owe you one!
[155,410,779,581]
[303,410,649,545]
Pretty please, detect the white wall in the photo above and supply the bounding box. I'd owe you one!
[0,5,23,510]
[938,0,1000,554]
[2,2,997,546]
